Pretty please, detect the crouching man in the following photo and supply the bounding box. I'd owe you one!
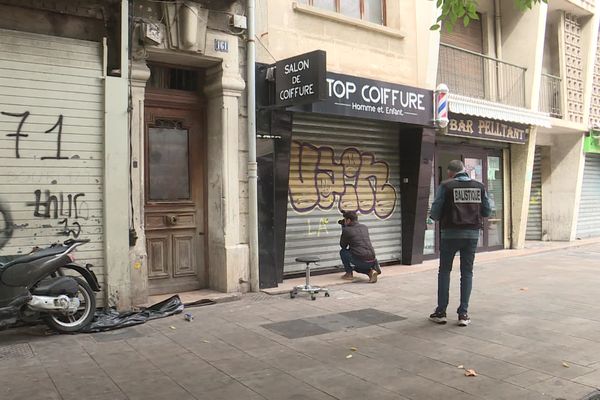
[339,211,381,283]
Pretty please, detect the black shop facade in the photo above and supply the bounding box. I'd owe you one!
[256,51,437,289]
[423,112,531,259]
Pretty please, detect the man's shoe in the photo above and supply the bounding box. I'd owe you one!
[341,272,354,280]
[458,314,471,327]
[373,260,382,275]
[429,311,447,324]
[368,269,378,283]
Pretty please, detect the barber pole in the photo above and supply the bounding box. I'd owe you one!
[434,83,449,128]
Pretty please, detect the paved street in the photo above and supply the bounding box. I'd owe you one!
[1,244,600,400]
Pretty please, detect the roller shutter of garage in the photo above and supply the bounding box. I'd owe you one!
[0,29,105,297]
[284,113,401,274]
[526,146,542,240]
[576,154,600,238]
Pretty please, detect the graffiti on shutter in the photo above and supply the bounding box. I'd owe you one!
[288,141,397,219]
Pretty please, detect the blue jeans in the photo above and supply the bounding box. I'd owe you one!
[436,238,478,315]
[340,249,375,276]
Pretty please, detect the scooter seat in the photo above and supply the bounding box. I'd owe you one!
[0,246,67,269]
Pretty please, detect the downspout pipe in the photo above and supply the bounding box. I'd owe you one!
[247,0,259,292]
[494,0,502,58]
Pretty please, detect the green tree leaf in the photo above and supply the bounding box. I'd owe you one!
[435,0,542,29]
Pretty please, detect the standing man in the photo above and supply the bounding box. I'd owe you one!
[339,211,381,283]
[429,160,491,326]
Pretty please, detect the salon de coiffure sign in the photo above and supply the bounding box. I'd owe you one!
[275,50,433,126]
[275,50,327,107]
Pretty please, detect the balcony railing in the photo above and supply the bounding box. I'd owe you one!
[539,73,563,118]
[438,44,527,108]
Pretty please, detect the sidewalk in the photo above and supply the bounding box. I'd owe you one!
[264,237,600,295]
[1,243,600,400]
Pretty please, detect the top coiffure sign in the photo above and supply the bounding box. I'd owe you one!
[314,72,433,126]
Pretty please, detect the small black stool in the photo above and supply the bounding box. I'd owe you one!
[290,256,330,300]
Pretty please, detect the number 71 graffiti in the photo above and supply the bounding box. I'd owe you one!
[2,111,69,159]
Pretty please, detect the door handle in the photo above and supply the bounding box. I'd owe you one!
[166,215,178,225]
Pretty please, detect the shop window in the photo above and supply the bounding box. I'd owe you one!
[486,155,504,247]
[298,0,385,25]
[424,161,436,256]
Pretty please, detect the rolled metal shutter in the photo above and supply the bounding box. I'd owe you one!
[0,29,105,295]
[526,146,542,240]
[576,154,600,238]
[284,114,401,274]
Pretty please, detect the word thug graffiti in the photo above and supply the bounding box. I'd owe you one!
[289,141,397,219]
[26,190,89,238]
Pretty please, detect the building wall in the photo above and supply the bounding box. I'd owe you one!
[0,0,128,308]
[256,0,439,89]
[533,2,600,243]
[501,1,547,110]
[128,0,249,305]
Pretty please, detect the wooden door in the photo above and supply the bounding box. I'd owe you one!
[144,93,206,295]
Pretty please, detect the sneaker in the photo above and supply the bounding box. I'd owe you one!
[429,311,447,324]
[341,272,354,280]
[458,314,471,327]
[368,269,379,283]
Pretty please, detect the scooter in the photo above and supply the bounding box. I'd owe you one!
[0,239,100,333]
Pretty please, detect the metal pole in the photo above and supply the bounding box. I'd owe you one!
[121,0,129,78]
[247,0,259,292]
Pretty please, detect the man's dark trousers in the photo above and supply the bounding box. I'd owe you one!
[340,249,375,275]
[436,238,478,315]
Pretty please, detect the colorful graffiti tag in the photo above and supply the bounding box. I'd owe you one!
[288,141,397,219]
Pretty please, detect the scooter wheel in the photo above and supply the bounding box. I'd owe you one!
[46,277,96,333]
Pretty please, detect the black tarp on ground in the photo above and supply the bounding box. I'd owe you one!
[82,295,185,333]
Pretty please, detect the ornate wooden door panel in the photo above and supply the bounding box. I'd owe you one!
[147,233,170,280]
[144,95,206,295]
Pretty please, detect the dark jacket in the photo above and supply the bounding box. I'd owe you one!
[430,172,492,239]
[340,222,376,261]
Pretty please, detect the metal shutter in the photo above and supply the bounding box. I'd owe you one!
[284,114,401,274]
[577,154,600,238]
[526,146,542,240]
[0,29,105,294]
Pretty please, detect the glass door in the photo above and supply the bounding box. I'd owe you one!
[425,145,505,257]
[486,154,504,249]
[464,157,485,247]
